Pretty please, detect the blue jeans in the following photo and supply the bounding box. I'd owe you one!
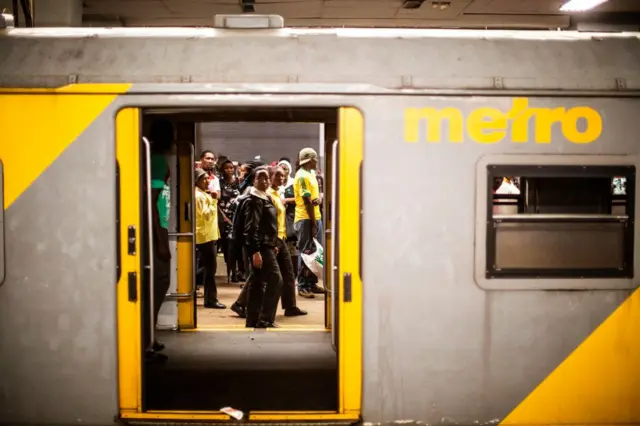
[295,219,323,290]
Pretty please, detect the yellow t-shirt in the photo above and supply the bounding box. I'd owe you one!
[293,168,321,223]
[195,187,220,244]
[267,187,286,240]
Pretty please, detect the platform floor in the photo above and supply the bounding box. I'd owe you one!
[146,330,338,412]
[195,257,328,329]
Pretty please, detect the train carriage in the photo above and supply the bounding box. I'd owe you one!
[0,14,639,426]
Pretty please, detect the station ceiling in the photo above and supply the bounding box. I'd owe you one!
[82,0,640,29]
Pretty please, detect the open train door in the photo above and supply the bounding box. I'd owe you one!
[115,107,146,414]
[116,109,198,416]
[336,106,363,417]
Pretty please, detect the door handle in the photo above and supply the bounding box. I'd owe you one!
[184,202,191,222]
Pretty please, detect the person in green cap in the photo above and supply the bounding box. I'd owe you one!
[293,147,326,298]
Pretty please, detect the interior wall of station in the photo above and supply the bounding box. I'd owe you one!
[195,122,321,167]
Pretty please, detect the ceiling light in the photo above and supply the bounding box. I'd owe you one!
[560,0,609,12]
[431,1,451,10]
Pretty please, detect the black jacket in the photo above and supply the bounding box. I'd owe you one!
[241,188,279,255]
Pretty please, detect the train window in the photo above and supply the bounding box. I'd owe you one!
[486,165,635,279]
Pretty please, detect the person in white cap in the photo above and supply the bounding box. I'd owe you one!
[293,147,326,297]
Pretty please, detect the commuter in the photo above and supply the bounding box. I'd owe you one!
[218,158,246,283]
[277,159,295,197]
[267,166,307,317]
[229,160,264,318]
[293,148,325,298]
[146,118,174,362]
[240,166,283,328]
[277,159,299,275]
[200,150,221,199]
[195,168,225,309]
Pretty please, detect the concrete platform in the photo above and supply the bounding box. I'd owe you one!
[195,257,329,330]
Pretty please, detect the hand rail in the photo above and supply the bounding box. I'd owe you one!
[168,232,194,237]
[142,137,155,349]
[330,139,339,352]
[494,214,628,221]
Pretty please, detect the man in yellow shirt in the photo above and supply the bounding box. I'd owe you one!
[293,148,325,297]
[195,168,225,309]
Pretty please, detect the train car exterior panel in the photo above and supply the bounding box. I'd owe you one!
[362,95,640,424]
[1,28,640,426]
[0,88,130,425]
[1,29,640,90]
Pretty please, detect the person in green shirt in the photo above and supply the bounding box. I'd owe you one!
[146,118,174,363]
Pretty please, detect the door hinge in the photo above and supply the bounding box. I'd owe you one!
[343,273,352,303]
[128,225,136,255]
[128,272,137,302]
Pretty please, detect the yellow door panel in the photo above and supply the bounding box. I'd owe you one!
[338,107,364,416]
[176,142,196,329]
[116,107,143,413]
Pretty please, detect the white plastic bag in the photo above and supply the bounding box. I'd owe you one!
[301,238,324,277]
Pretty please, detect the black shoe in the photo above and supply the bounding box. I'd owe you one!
[255,320,280,328]
[231,302,246,318]
[205,300,226,309]
[285,307,308,316]
[144,350,168,363]
[153,341,165,352]
[310,285,326,294]
[231,273,239,283]
[237,272,246,282]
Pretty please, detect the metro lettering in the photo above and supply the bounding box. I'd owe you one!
[404,98,603,144]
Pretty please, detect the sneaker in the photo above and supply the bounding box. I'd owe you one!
[310,285,326,294]
[298,289,315,299]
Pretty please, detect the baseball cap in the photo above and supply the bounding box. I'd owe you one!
[299,147,318,165]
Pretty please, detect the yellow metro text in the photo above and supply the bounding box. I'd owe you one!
[404,98,602,144]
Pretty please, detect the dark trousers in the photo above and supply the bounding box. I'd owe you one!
[295,219,323,290]
[245,246,283,325]
[196,240,218,305]
[143,229,171,350]
[224,238,245,276]
[277,238,297,310]
[235,239,296,310]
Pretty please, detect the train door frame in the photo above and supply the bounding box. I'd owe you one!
[116,104,363,422]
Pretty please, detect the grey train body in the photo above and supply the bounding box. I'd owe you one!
[1,26,640,425]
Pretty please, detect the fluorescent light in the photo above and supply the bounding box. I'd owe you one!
[560,0,609,12]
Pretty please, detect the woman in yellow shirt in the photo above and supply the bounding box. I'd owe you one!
[195,168,225,309]
[267,166,307,317]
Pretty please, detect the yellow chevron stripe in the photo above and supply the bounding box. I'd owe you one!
[501,287,640,425]
[0,84,131,208]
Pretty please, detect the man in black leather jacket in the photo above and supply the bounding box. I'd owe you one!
[240,166,283,328]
